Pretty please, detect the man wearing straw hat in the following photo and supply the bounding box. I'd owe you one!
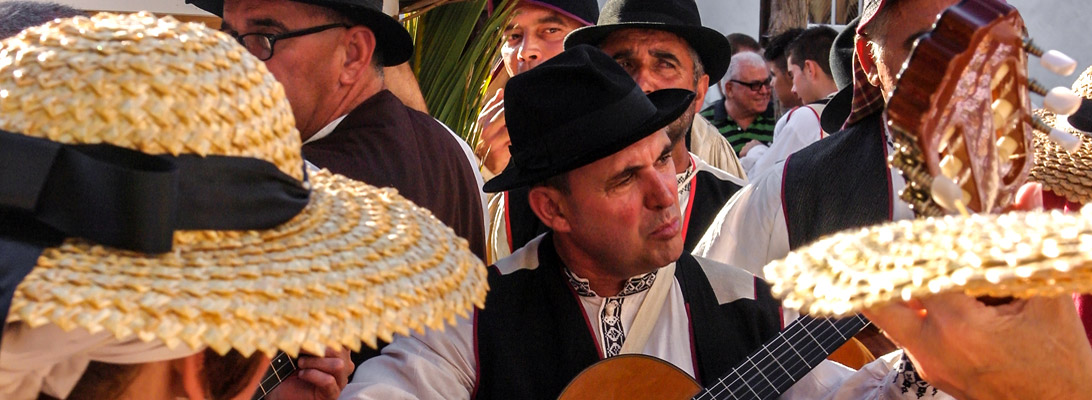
[339,44,951,400]
[187,0,487,260]
[0,12,486,399]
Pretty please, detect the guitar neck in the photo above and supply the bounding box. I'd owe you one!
[251,351,297,400]
[693,314,870,400]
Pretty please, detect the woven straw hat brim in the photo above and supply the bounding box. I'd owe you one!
[9,169,488,358]
[1031,108,1092,203]
[764,209,1092,317]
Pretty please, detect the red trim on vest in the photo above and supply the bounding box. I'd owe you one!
[503,191,514,249]
[562,267,605,359]
[686,302,701,382]
[780,155,794,245]
[680,155,699,240]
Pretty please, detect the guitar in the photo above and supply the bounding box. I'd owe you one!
[886,0,1077,217]
[558,315,869,400]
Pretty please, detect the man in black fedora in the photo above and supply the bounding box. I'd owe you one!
[187,0,486,262]
[559,0,749,254]
[338,44,914,400]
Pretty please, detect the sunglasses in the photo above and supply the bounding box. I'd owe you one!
[730,78,773,92]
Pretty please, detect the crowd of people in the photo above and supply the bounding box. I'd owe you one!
[1,0,1091,399]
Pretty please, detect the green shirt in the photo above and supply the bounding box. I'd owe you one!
[700,99,776,155]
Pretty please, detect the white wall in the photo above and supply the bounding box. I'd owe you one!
[52,0,208,14]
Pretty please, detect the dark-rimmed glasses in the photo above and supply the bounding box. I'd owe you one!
[730,78,773,92]
[233,23,350,61]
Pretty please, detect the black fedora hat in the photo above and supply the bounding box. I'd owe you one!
[490,0,600,26]
[483,44,695,193]
[562,0,732,83]
[186,0,413,66]
[820,17,860,134]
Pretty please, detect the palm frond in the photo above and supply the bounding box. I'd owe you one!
[405,0,516,146]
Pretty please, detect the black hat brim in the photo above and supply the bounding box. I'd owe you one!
[186,0,413,66]
[483,88,696,193]
[820,85,853,134]
[564,23,731,84]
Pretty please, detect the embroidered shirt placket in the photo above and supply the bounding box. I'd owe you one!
[564,269,657,358]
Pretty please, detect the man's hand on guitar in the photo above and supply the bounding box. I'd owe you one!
[863,292,1092,400]
[267,347,354,400]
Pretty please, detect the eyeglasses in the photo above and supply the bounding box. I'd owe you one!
[233,23,350,61]
[730,78,773,92]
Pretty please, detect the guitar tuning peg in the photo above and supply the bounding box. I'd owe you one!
[930,175,965,215]
[1044,86,1082,115]
[1024,38,1077,76]
[1033,116,1082,152]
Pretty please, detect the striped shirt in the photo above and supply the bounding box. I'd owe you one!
[699,99,776,155]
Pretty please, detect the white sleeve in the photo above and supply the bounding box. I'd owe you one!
[739,143,768,177]
[691,165,790,278]
[808,351,957,400]
[751,107,823,178]
[339,315,477,400]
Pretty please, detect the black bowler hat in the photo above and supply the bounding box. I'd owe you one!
[563,0,732,83]
[186,0,413,66]
[491,0,600,26]
[483,45,695,193]
[820,17,860,133]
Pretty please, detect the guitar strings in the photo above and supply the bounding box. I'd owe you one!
[696,314,869,400]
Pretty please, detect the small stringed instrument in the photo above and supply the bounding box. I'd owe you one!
[251,352,296,400]
[887,0,1078,216]
[558,315,869,400]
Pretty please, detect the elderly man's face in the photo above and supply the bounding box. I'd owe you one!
[501,4,583,77]
[725,61,771,116]
[598,29,708,145]
[861,0,958,100]
[555,130,683,276]
[222,0,347,136]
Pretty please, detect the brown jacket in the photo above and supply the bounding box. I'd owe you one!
[303,90,486,259]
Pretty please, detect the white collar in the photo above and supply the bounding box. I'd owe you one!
[302,114,349,145]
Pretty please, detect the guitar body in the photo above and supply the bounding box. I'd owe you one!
[557,355,699,400]
[887,0,1032,216]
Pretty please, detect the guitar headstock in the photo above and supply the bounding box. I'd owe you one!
[887,0,1080,217]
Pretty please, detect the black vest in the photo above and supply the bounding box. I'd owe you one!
[472,236,782,400]
[782,111,891,249]
[684,170,743,251]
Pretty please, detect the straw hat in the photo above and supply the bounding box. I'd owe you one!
[0,12,486,359]
[1031,66,1092,203]
[764,207,1092,317]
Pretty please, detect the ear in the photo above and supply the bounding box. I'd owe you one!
[855,37,881,88]
[173,351,207,400]
[528,186,571,233]
[691,74,710,113]
[339,26,379,85]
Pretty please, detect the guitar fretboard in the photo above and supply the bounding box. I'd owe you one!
[251,351,297,400]
[694,314,870,400]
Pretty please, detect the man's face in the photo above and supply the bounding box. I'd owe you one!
[725,62,771,116]
[598,29,709,144]
[557,130,683,274]
[768,60,801,108]
[787,55,818,104]
[222,0,347,135]
[501,4,582,76]
[861,0,957,100]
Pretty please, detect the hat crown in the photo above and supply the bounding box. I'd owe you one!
[598,0,702,26]
[505,44,655,159]
[0,12,304,181]
[516,0,600,26]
